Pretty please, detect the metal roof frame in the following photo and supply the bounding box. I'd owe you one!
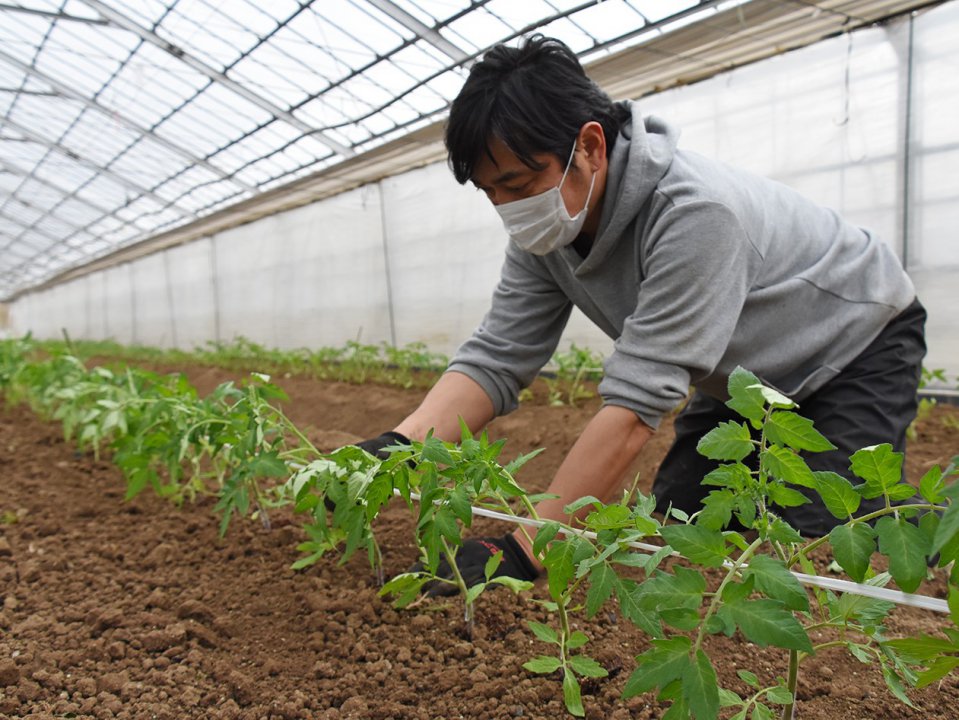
[0,0,945,301]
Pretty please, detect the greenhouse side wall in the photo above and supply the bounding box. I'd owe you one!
[8,5,958,383]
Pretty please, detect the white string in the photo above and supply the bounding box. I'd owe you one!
[400,490,951,614]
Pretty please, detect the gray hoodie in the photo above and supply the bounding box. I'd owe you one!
[448,102,915,428]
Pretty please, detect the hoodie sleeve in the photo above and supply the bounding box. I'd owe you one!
[599,198,764,428]
[447,241,573,416]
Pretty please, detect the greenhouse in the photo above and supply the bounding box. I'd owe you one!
[1,1,958,719]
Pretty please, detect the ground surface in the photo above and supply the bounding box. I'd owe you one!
[1,363,958,720]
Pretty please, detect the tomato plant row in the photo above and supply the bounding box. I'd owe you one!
[2,336,959,719]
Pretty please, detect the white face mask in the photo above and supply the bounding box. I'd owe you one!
[494,141,596,256]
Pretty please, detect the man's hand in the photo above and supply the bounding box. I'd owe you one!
[413,534,539,596]
[355,430,411,459]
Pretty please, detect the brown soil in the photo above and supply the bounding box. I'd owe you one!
[1,364,958,720]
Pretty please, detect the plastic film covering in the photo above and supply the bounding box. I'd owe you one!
[161,239,217,350]
[8,6,959,382]
[212,184,391,351]
[635,8,958,383]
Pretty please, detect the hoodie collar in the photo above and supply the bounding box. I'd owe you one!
[569,101,679,275]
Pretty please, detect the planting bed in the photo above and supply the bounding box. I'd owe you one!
[1,363,958,720]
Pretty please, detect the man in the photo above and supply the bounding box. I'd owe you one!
[358,35,925,588]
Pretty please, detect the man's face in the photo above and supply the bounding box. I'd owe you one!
[470,137,563,205]
[470,137,593,217]
[469,124,608,240]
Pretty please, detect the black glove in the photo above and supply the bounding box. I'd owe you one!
[414,534,540,597]
[355,430,411,460]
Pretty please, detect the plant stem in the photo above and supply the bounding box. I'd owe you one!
[557,593,573,665]
[695,536,764,653]
[440,537,474,627]
[781,650,799,720]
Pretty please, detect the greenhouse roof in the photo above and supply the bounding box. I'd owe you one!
[0,0,938,300]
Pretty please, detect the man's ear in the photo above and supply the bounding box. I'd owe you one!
[578,121,607,171]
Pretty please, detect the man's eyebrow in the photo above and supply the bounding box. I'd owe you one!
[473,169,527,188]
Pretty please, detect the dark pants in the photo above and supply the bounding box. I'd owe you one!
[652,299,928,536]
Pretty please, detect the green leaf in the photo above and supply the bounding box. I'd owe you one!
[660,608,702,631]
[835,579,895,625]
[528,621,559,645]
[697,490,737,530]
[586,563,615,618]
[432,507,461,545]
[567,631,589,650]
[744,555,809,611]
[616,577,663,637]
[814,471,861,519]
[933,502,959,556]
[659,525,730,567]
[544,537,594,601]
[915,656,959,689]
[563,669,585,717]
[829,523,876,582]
[448,485,473,526]
[767,484,810,508]
[639,566,708,611]
[768,518,803,545]
[702,462,752,490]
[533,521,561,558]
[247,451,289,478]
[523,655,562,674]
[564,495,603,515]
[881,663,916,708]
[378,573,427,608]
[623,636,691,698]
[876,517,930,593]
[570,655,608,678]
[766,686,793,705]
[683,649,719,720]
[737,669,759,687]
[419,436,455,465]
[504,447,545,475]
[847,642,873,664]
[850,444,903,498]
[721,576,755,605]
[719,599,813,653]
[719,688,743,707]
[761,446,815,488]
[484,549,503,581]
[697,421,754,462]
[765,411,835,452]
[465,583,486,607]
[754,384,796,410]
[490,576,534,593]
[725,367,766,427]
[919,466,945,504]
[950,585,959,627]
[662,695,691,720]
[886,483,918,502]
[884,634,959,662]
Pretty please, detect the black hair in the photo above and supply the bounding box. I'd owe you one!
[445,34,629,185]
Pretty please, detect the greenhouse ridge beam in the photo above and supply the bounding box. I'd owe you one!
[77,0,357,160]
[366,0,472,66]
[0,3,107,26]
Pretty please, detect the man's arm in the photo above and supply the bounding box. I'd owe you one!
[511,404,653,570]
[393,370,495,442]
